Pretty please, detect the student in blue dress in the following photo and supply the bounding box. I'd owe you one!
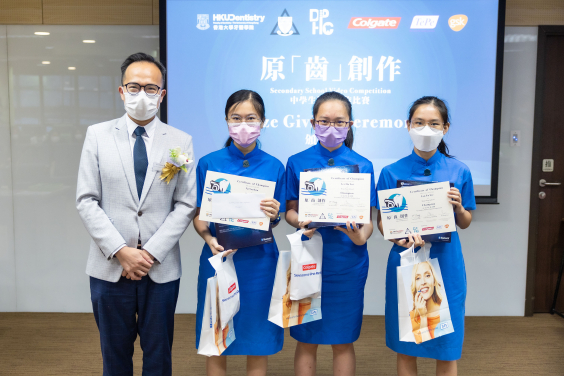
[193,90,286,376]
[376,96,475,376]
[285,91,376,376]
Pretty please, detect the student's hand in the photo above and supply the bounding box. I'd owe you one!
[223,249,238,257]
[298,219,317,238]
[414,292,427,317]
[390,234,425,249]
[115,246,154,281]
[334,221,367,246]
[261,198,280,220]
[207,237,225,255]
[448,187,465,215]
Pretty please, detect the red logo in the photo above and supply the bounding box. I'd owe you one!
[228,283,236,294]
[422,227,434,231]
[445,224,450,228]
[237,219,249,223]
[337,215,348,218]
[303,264,317,271]
[359,216,364,219]
[259,222,263,226]
[348,17,401,29]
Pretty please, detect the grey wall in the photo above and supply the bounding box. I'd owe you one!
[0,26,538,316]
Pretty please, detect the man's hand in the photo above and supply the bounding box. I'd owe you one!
[141,249,155,262]
[115,247,154,281]
[121,249,156,280]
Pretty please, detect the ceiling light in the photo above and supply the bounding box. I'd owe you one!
[35,32,50,36]
[42,61,50,65]
[83,40,96,43]
[68,67,76,70]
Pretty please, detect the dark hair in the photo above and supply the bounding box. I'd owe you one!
[121,52,166,87]
[224,90,265,147]
[408,96,452,158]
[312,91,354,149]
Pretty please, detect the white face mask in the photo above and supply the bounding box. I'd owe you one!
[409,125,444,152]
[123,91,160,121]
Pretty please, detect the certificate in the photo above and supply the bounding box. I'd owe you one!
[201,171,275,231]
[298,172,371,225]
[212,193,265,219]
[379,181,456,240]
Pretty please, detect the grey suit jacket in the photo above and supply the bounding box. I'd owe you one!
[76,114,197,283]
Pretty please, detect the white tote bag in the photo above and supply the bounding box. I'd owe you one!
[208,252,240,329]
[268,250,322,328]
[397,243,454,344]
[197,276,236,356]
[287,230,323,301]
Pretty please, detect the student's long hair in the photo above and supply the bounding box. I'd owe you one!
[407,96,453,158]
[312,91,354,150]
[224,89,265,147]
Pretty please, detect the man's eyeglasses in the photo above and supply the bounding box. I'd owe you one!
[315,120,351,128]
[123,83,161,97]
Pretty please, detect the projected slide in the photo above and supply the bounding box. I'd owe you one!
[166,0,501,197]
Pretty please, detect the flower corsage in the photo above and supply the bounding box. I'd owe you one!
[160,147,193,184]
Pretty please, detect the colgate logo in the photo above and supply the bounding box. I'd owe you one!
[228,283,236,294]
[237,219,249,223]
[348,17,401,29]
[422,226,434,231]
[303,263,317,271]
[337,215,348,218]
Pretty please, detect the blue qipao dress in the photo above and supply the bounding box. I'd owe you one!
[195,143,286,355]
[376,150,476,361]
[286,142,376,344]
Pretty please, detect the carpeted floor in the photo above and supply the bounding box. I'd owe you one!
[0,313,563,375]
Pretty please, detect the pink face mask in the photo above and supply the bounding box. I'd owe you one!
[228,122,262,147]
[314,124,349,148]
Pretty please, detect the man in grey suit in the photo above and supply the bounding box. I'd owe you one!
[76,52,196,376]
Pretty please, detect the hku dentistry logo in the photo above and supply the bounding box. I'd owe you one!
[382,194,407,213]
[196,14,210,30]
[301,177,326,196]
[206,178,231,194]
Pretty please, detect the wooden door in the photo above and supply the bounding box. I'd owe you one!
[527,26,564,315]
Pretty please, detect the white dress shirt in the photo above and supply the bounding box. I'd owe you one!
[126,114,157,158]
[112,115,158,258]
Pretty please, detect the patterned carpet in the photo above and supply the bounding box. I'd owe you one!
[0,313,563,375]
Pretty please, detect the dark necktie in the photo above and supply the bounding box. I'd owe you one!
[133,126,148,199]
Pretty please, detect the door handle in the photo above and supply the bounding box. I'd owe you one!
[539,179,562,187]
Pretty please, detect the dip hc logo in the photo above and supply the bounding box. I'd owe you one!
[310,9,333,35]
